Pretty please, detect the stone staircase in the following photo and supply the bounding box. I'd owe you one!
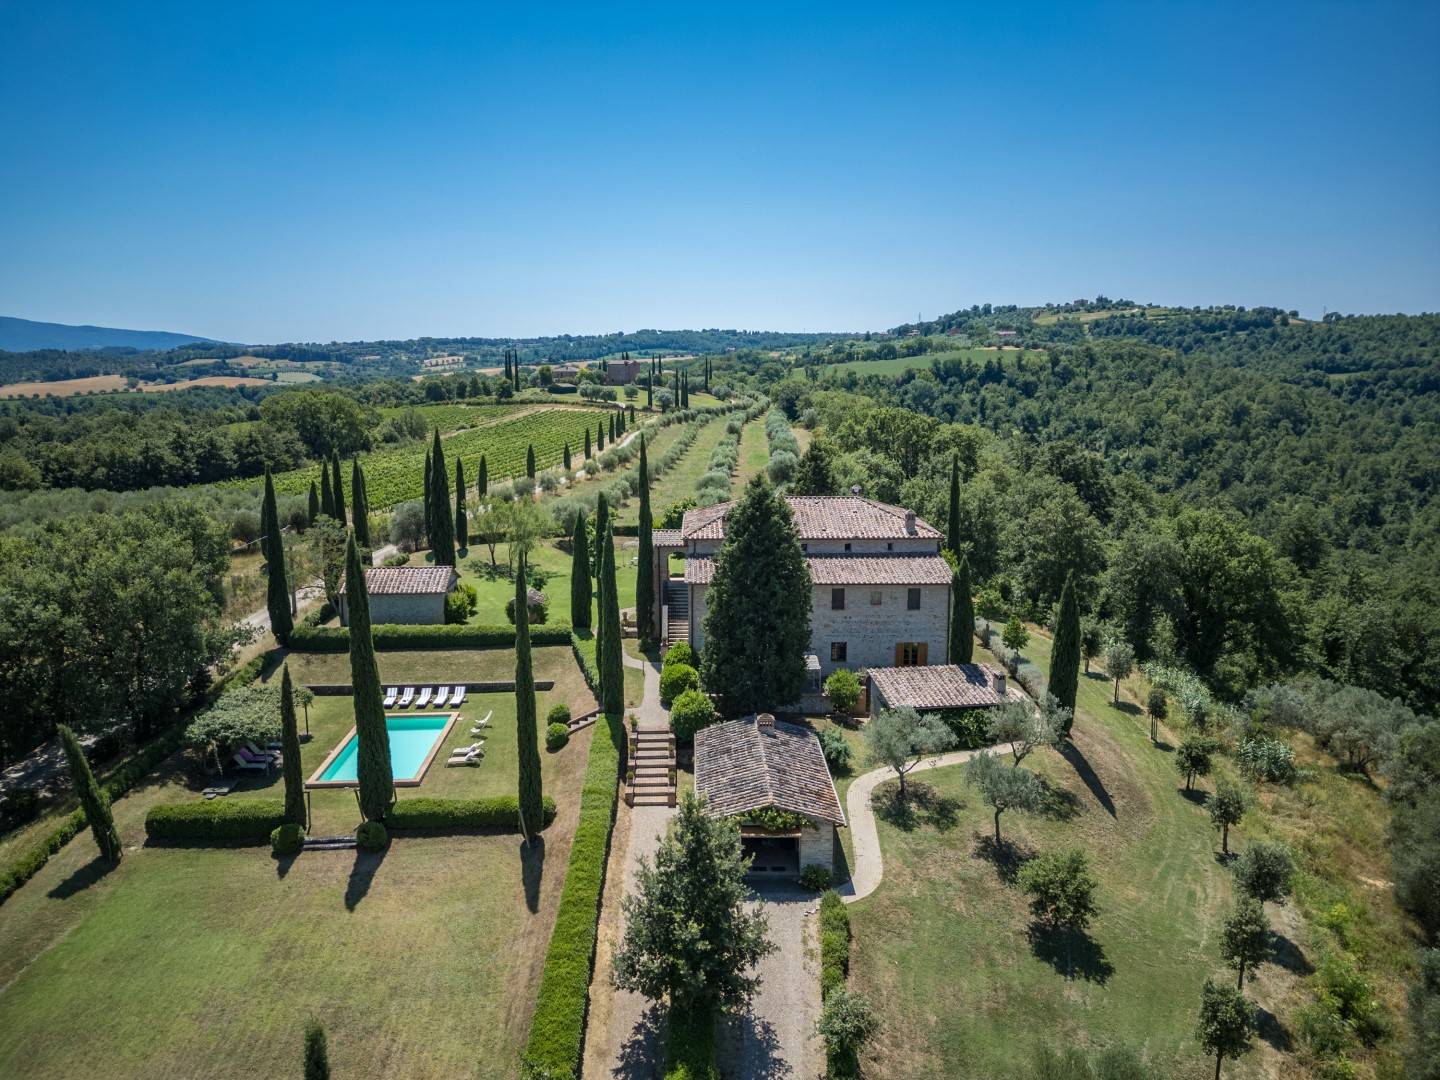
[664,580,689,646]
[626,727,677,807]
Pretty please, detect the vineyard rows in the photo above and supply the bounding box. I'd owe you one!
[374,402,525,431]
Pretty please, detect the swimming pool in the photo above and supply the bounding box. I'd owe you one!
[307,713,458,788]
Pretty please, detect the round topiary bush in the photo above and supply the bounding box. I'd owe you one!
[546,722,570,752]
[669,688,715,743]
[659,662,700,707]
[663,641,696,669]
[270,822,304,857]
[546,703,573,727]
[355,820,388,851]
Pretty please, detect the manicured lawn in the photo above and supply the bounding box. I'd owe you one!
[847,630,1237,1079]
[613,412,732,525]
[734,418,770,486]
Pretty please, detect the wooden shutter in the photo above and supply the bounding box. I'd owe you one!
[918,643,929,665]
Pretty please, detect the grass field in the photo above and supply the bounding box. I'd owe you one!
[0,374,274,398]
[733,417,771,486]
[614,412,734,525]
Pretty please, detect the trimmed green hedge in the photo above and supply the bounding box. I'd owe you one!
[570,631,601,698]
[290,622,573,652]
[387,796,557,832]
[145,799,288,844]
[819,889,851,1000]
[521,708,624,1077]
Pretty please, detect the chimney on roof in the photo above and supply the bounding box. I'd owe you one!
[756,713,775,733]
[989,667,1006,699]
[904,509,917,534]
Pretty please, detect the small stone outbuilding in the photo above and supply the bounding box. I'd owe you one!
[338,565,456,626]
[867,662,1027,720]
[694,714,846,881]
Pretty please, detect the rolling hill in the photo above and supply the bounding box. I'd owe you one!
[0,315,220,353]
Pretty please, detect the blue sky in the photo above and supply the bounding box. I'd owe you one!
[1,2,1437,343]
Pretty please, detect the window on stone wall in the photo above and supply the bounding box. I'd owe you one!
[831,642,847,662]
[831,588,845,610]
[908,588,921,610]
[870,590,882,606]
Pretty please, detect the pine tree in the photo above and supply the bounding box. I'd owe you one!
[330,452,346,524]
[346,531,393,820]
[351,459,372,562]
[584,427,592,458]
[304,1021,331,1080]
[949,555,973,665]
[57,723,122,863]
[946,453,961,557]
[263,468,293,645]
[478,454,487,496]
[308,480,320,526]
[699,474,811,714]
[515,551,544,841]
[570,510,592,629]
[454,458,467,550]
[1050,572,1081,727]
[564,444,572,471]
[526,444,536,479]
[636,435,656,644]
[430,430,455,566]
[599,525,625,715]
[319,464,333,520]
[280,664,305,827]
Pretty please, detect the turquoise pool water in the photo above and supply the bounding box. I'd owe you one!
[317,714,451,783]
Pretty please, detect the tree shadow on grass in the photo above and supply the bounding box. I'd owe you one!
[972,833,1036,885]
[873,781,961,833]
[1271,930,1313,977]
[520,836,545,914]
[718,1009,790,1080]
[1153,739,1175,753]
[1027,923,1114,984]
[1060,742,1116,819]
[344,846,387,911]
[47,854,117,899]
[274,851,300,879]
[1035,777,1081,822]
[1178,787,1208,806]
[1255,1005,1295,1052]
[1111,700,1142,717]
[613,1002,667,1080]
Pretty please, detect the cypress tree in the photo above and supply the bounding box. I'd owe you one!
[646,372,653,409]
[57,723,122,863]
[308,480,320,526]
[636,435,655,644]
[263,468,293,645]
[598,525,625,716]
[526,444,536,479]
[946,454,961,557]
[478,454,487,496]
[346,531,393,820]
[1050,572,1082,726]
[564,444,572,471]
[570,510,592,629]
[423,447,434,544]
[608,414,615,441]
[584,427,592,457]
[304,1021,331,1080]
[592,492,609,581]
[454,458,468,550]
[515,551,544,841]
[597,420,605,451]
[331,452,346,524]
[352,458,372,562]
[319,464,333,520]
[430,429,455,566]
[280,665,305,827]
[950,554,974,665]
[628,404,636,424]
[512,359,520,391]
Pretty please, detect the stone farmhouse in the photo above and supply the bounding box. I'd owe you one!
[649,496,953,692]
[337,565,455,626]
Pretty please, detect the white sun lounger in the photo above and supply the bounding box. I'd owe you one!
[383,686,398,708]
[416,686,432,708]
[433,686,450,707]
[397,686,415,708]
[469,710,491,735]
[451,685,467,707]
[445,748,484,767]
[449,739,485,757]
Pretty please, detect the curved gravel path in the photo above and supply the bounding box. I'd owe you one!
[838,742,1014,905]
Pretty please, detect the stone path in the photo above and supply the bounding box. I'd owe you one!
[837,742,1015,904]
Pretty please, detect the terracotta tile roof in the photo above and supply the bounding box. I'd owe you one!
[651,529,683,546]
[680,496,941,542]
[684,553,950,586]
[339,566,456,596]
[869,664,1020,710]
[695,717,846,827]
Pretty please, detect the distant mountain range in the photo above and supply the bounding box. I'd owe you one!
[0,316,220,353]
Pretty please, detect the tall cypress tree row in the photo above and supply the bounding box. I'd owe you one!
[346,531,393,820]
[454,458,468,550]
[57,723,122,863]
[308,480,320,526]
[319,464,334,520]
[330,452,346,524]
[1050,571,1082,726]
[423,447,434,544]
[514,551,544,841]
[263,468,293,645]
[946,454,961,558]
[950,555,974,665]
[280,664,305,827]
[599,526,625,716]
[430,429,455,566]
[526,444,536,479]
[571,510,592,629]
[351,458,372,562]
[478,454,487,496]
[636,435,655,644]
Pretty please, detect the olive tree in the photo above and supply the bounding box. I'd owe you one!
[864,706,957,801]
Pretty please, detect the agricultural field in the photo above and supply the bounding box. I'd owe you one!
[818,347,1041,378]
[0,373,272,398]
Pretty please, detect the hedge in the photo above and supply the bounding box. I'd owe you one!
[570,631,601,698]
[521,708,624,1077]
[387,796,557,832]
[819,890,851,1000]
[290,622,574,652]
[0,655,265,906]
[664,1003,719,1079]
[145,799,288,844]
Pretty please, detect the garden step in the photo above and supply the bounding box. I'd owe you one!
[632,794,674,806]
[302,837,358,851]
[634,769,671,780]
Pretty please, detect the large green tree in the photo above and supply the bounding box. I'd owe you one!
[345,531,393,820]
[330,451,346,524]
[1049,572,1081,724]
[635,435,656,644]
[280,664,305,827]
[949,554,973,664]
[429,429,455,566]
[865,706,957,801]
[790,438,837,496]
[598,525,625,715]
[262,468,293,645]
[57,723,122,863]
[570,510,592,629]
[1220,897,1270,989]
[351,458,372,562]
[1195,977,1255,1080]
[698,474,812,714]
[454,457,468,550]
[514,551,544,840]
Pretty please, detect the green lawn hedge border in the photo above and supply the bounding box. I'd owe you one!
[0,655,266,906]
[387,796,557,832]
[290,622,574,652]
[520,707,624,1078]
[145,799,288,844]
[819,889,851,999]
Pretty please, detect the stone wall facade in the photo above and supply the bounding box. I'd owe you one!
[799,820,836,875]
[339,592,447,626]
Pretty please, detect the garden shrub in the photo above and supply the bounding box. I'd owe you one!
[270,822,305,856]
[662,641,696,669]
[387,796,556,832]
[445,582,478,624]
[669,689,715,743]
[356,820,388,850]
[818,727,852,773]
[800,863,831,891]
[145,799,287,844]
[659,663,699,707]
[1237,735,1298,784]
[819,889,851,1000]
[547,723,570,752]
[507,588,550,626]
[824,669,862,717]
[547,704,573,727]
[937,708,990,749]
[571,632,601,697]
